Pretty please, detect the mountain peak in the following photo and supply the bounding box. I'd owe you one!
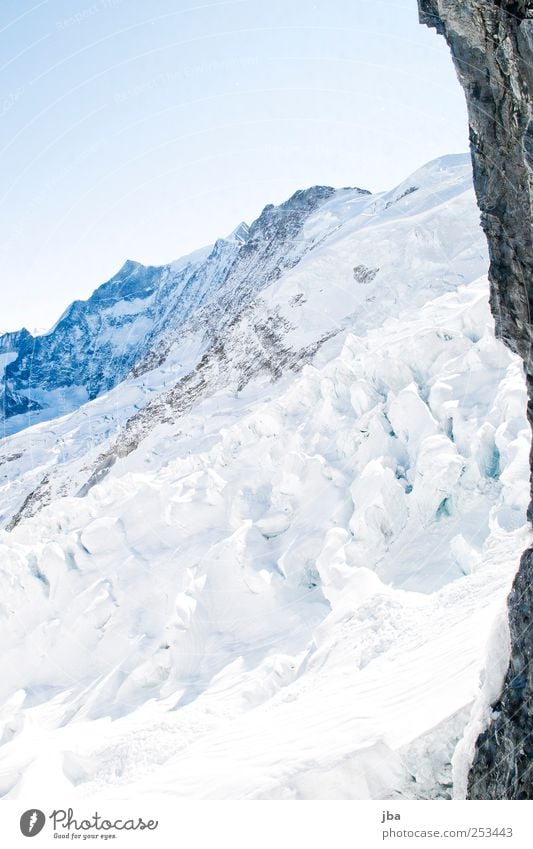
[116,259,145,277]
[0,156,478,438]
[281,185,336,211]
[225,221,250,244]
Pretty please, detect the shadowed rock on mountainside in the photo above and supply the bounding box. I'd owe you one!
[418,0,532,800]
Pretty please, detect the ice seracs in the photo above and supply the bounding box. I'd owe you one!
[0,154,528,800]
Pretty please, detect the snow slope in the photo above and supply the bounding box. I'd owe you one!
[0,154,529,800]
[1,155,487,528]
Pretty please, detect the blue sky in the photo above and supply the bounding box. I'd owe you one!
[0,0,469,332]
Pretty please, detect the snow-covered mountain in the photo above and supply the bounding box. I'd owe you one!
[0,154,529,801]
[0,184,365,433]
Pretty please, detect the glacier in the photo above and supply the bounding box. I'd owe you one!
[0,153,529,800]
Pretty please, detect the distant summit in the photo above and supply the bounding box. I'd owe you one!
[0,182,369,434]
[0,157,473,438]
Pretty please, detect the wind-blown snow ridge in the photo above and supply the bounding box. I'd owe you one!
[0,154,529,800]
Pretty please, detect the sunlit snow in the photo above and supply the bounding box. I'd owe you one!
[0,155,529,800]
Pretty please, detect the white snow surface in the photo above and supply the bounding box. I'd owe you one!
[0,155,530,800]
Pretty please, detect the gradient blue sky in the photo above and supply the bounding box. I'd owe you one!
[0,0,469,332]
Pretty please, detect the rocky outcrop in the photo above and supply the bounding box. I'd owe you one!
[418,0,532,799]
[468,547,533,798]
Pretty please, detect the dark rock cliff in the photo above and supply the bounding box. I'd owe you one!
[418,0,532,799]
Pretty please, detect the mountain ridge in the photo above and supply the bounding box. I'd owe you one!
[0,181,369,434]
[1,153,484,532]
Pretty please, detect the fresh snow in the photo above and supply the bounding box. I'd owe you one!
[0,154,529,801]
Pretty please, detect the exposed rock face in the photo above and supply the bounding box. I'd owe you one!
[0,185,362,435]
[468,547,533,798]
[418,0,532,799]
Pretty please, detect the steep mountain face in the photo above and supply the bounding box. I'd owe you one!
[1,157,485,529]
[418,0,532,800]
[0,329,37,418]
[0,156,529,800]
[1,261,163,422]
[0,185,364,438]
[0,328,33,357]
